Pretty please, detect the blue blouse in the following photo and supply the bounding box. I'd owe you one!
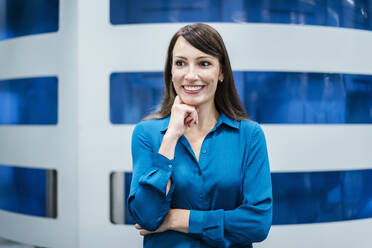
[128,113,273,248]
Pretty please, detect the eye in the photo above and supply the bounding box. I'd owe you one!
[175,60,185,67]
[200,61,211,67]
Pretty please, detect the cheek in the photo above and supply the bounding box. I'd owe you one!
[171,70,183,85]
[200,70,219,85]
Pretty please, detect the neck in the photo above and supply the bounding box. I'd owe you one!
[188,101,219,134]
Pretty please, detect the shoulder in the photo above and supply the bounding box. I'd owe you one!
[239,119,262,135]
[132,117,169,141]
[239,119,267,146]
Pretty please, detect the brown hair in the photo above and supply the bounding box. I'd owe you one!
[145,23,248,121]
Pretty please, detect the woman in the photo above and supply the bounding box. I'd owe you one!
[128,23,272,248]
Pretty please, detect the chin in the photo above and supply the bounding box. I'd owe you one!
[182,99,200,106]
[179,95,201,106]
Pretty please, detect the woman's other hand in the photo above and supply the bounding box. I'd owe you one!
[135,209,190,236]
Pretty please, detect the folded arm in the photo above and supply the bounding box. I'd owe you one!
[128,124,176,231]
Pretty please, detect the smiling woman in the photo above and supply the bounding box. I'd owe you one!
[128,23,273,248]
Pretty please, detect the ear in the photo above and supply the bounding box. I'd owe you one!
[218,72,224,82]
[218,65,224,81]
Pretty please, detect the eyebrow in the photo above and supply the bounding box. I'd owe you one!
[174,55,215,60]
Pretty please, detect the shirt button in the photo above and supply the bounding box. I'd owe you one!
[168,164,172,169]
[202,149,207,154]
[199,193,204,199]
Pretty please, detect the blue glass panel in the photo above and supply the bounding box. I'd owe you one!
[0,165,55,217]
[0,77,58,125]
[272,169,372,225]
[110,0,221,24]
[242,72,372,124]
[122,169,372,225]
[110,0,372,31]
[110,72,163,124]
[0,0,59,41]
[110,72,372,124]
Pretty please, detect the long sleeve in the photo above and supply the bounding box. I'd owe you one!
[188,123,273,247]
[127,123,175,231]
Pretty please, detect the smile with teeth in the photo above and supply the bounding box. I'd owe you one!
[183,85,204,91]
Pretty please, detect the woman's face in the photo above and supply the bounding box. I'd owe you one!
[171,36,223,107]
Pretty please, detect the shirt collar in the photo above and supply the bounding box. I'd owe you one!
[217,112,240,130]
[160,112,240,133]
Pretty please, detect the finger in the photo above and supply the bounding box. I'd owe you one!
[185,115,193,125]
[174,95,182,105]
[182,106,196,120]
[182,105,197,115]
[187,119,193,128]
[140,229,153,236]
[191,108,198,125]
[183,106,198,126]
[135,224,142,230]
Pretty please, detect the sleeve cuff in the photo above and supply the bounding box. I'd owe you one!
[138,153,174,195]
[153,153,174,172]
[189,209,225,244]
[188,209,204,235]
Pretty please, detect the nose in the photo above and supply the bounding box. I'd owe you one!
[184,65,199,82]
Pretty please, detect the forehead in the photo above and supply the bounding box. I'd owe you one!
[172,36,216,59]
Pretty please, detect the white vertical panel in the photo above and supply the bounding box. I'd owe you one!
[0,0,79,247]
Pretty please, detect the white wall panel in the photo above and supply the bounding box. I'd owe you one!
[0,0,79,247]
[263,125,372,172]
[0,34,61,80]
[106,23,372,75]
[256,218,372,248]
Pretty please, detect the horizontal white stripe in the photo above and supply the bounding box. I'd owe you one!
[106,125,372,173]
[77,223,142,248]
[256,218,372,248]
[106,23,372,75]
[0,33,60,80]
[0,209,76,248]
[1,24,371,79]
[0,126,77,169]
[2,124,371,172]
[262,125,372,172]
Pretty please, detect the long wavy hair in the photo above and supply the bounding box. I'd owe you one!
[145,23,248,121]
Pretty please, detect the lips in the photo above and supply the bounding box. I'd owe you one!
[182,85,205,94]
